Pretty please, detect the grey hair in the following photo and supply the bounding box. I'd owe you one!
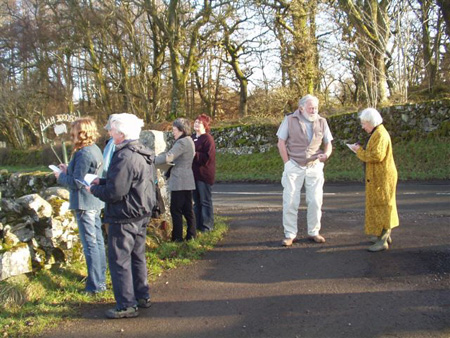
[298,94,319,108]
[104,113,119,130]
[173,118,191,136]
[359,108,383,127]
[111,113,144,140]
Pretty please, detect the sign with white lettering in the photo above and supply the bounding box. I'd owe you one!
[40,112,80,163]
[40,114,80,135]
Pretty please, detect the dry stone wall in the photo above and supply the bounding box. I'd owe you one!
[327,100,450,147]
[207,100,450,154]
[0,189,80,281]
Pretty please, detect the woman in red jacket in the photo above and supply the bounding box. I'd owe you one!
[192,114,216,232]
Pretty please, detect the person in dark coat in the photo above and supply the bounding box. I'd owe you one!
[192,114,216,232]
[89,113,155,319]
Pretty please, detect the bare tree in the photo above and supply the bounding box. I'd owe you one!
[258,0,319,96]
[336,0,391,105]
[144,0,213,116]
[214,3,268,117]
[435,0,450,39]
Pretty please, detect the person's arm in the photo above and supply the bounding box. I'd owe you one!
[277,138,289,164]
[318,142,332,162]
[57,151,90,190]
[194,135,214,166]
[356,131,388,163]
[276,116,290,164]
[165,138,187,163]
[90,152,133,203]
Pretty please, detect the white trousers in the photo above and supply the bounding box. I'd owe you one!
[281,160,325,239]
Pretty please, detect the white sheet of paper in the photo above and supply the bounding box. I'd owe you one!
[49,165,61,173]
[84,174,98,185]
[75,179,90,187]
[156,162,175,171]
[346,143,357,153]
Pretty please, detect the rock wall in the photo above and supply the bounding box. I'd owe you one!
[208,100,450,154]
[211,125,278,155]
[327,100,450,147]
[0,188,80,281]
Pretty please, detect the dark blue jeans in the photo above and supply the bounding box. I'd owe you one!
[193,181,214,232]
[75,209,107,293]
[108,218,150,309]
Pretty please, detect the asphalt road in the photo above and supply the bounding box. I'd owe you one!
[44,181,450,338]
[213,181,450,215]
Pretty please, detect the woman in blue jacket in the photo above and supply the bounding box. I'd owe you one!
[54,117,106,294]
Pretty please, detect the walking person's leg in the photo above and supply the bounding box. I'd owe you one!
[195,180,214,232]
[93,210,107,289]
[193,184,203,231]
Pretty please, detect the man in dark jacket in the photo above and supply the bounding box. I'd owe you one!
[89,113,155,319]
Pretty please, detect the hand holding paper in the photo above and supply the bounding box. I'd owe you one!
[76,173,98,187]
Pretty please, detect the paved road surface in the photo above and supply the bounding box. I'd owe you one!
[45,182,450,338]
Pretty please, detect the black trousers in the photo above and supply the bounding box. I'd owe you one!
[170,190,196,241]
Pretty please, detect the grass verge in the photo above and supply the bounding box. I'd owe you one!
[0,217,228,337]
[3,138,450,182]
[216,137,450,182]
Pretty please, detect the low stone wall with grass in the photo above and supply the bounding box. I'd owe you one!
[1,101,448,165]
[211,125,278,155]
[210,99,450,154]
[327,100,450,147]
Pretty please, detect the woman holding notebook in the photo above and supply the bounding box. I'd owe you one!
[53,117,106,293]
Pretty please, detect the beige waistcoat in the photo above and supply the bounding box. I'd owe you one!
[286,110,326,167]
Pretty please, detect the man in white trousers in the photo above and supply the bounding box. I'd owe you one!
[277,94,333,246]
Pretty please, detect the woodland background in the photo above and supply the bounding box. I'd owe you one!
[0,0,449,150]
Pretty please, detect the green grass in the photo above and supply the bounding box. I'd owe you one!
[4,138,450,182]
[216,148,284,182]
[1,166,48,173]
[216,137,450,182]
[394,137,450,180]
[0,218,228,338]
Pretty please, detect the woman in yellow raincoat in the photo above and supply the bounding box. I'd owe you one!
[348,108,399,252]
